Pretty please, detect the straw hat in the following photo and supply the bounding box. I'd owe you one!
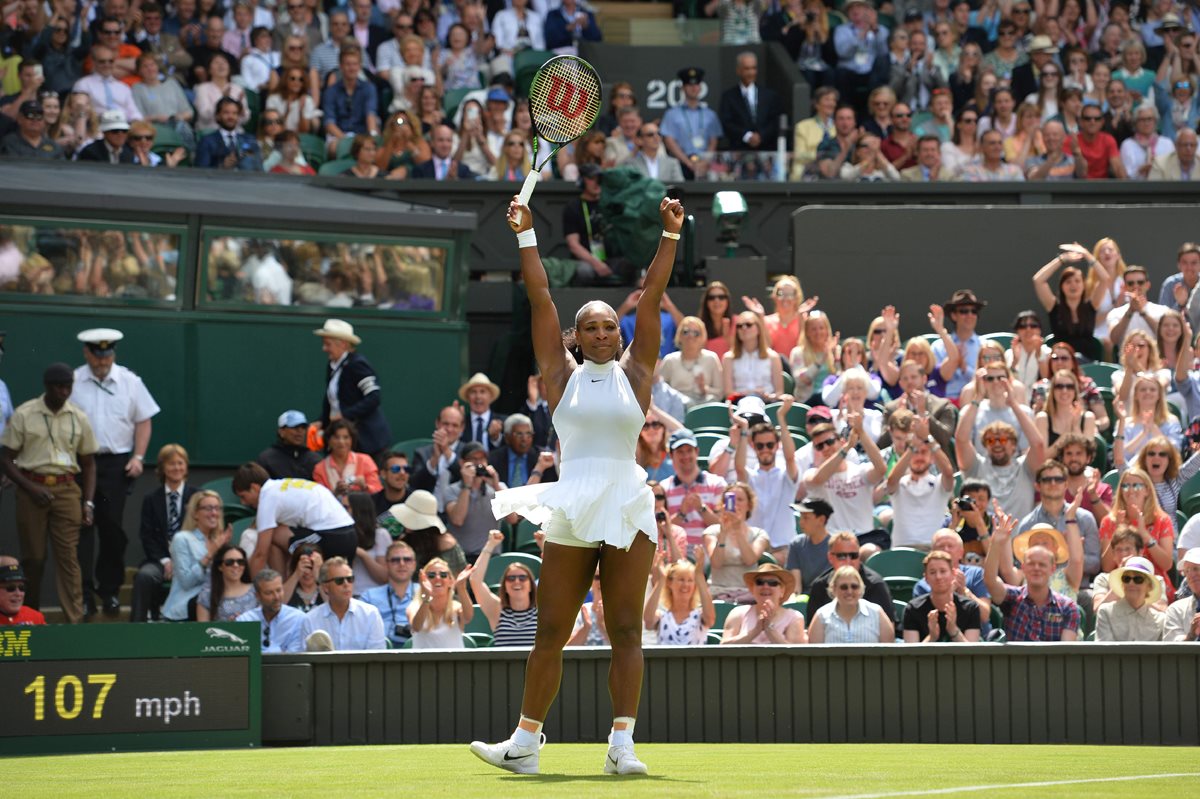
[742,563,796,598]
[1012,524,1068,565]
[389,490,446,533]
[1110,556,1162,605]
[313,319,361,345]
[458,372,501,403]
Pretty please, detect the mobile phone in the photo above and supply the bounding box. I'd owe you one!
[724,492,736,511]
[33,65,43,81]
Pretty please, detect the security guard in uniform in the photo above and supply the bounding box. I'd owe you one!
[72,329,160,616]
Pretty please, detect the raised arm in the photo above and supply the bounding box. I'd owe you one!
[1032,256,1063,312]
[626,198,685,388]
[955,399,980,472]
[508,197,575,403]
[468,531,505,629]
[983,508,1016,604]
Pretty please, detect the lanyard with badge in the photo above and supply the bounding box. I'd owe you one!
[582,201,606,262]
[43,412,77,468]
[682,107,707,152]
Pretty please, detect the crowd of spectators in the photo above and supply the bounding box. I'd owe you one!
[5,229,1200,648]
[5,0,1197,182]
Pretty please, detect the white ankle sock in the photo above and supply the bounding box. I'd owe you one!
[513,716,542,747]
[610,716,635,747]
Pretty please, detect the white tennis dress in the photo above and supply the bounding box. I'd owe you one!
[491,358,657,550]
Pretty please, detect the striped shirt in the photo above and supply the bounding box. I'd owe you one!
[814,599,881,643]
[493,605,537,647]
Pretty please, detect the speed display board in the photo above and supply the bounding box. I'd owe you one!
[0,622,260,754]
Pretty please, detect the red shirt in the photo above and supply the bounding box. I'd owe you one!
[1076,132,1119,179]
[1,606,46,625]
[880,135,917,170]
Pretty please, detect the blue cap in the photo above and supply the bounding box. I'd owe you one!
[669,428,699,450]
[487,87,510,104]
[277,410,308,428]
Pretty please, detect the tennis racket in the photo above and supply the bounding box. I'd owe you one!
[515,55,602,226]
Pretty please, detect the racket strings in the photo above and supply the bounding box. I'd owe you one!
[530,58,601,143]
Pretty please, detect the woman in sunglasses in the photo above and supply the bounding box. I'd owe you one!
[643,549,714,645]
[196,544,257,622]
[723,311,784,401]
[407,557,473,649]
[1097,467,1176,601]
[1091,527,1170,615]
[1007,311,1049,400]
[1113,374,1183,468]
[807,565,894,644]
[1035,370,1097,447]
[1037,341,1110,431]
[720,564,806,644]
[1134,435,1200,534]
[660,316,723,405]
[697,281,734,360]
[1095,555,1166,641]
[162,490,231,622]
[468,530,537,647]
[1112,330,1170,409]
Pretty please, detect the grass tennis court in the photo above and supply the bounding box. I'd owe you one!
[8,743,1200,798]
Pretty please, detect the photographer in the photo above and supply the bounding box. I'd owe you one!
[946,479,993,563]
[362,541,418,647]
[436,441,507,563]
[194,96,263,170]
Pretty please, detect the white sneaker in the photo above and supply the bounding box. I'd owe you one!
[469,733,545,775]
[603,743,648,775]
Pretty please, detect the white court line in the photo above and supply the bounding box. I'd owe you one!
[813,772,1200,799]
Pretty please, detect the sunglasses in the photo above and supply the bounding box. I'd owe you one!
[129,134,153,141]
[325,575,355,585]
[395,23,414,30]
[736,322,757,329]
[1038,475,1067,484]
[1121,573,1148,585]
[222,558,246,567]
[983,436,1013,446]
[1144,451,1170,458]
[643,421,664,429]
[198,504,222,512]
[52,26,68,33]
[893,112,912,119]
[263,118,283,126]
[1121,483,1148,491]
[813,438,838,451]
[956,307,979,315]
[1050,353,1073,361]
[1052,383,1076,390]
[1016,321,1041,329]
[1125,279,1148,287]
[834,583,861,591]
[755,578,782,587]
[832,552,860,560]
[1082,115,1103,121]
[1,583,26,592]
[775,290,799,298]
[982,375,1003,383]
[426,570,450,579]
[680,329,702,337]
[754,441,776,451]
[388,464,411,474]
[504,574,530,583]
[707,294,729,301]
[94,58,115,65]
[387,556,415,564]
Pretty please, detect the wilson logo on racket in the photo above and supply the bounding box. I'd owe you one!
[544,75,591,120]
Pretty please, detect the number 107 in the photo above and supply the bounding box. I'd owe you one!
[24,674,117,721]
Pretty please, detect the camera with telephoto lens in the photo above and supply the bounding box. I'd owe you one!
[956,496,975,511]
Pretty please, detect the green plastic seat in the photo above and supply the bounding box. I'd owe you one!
[764,401,810,430]
[389,437,433,460]
[981,332,1014,350]
[710,600,735,630]
[864,547,927,579]
[465,604,492,634]
[684,402,732,431]
[200,477,253,522]
[783,599,807,616]
[705,629,723,645]
[298,132,327,168]
[884,575,918,603]
[483,552,542,586]
[442,86,472,116]
[1101,468,1121,491]
[512,518,542,554]
[317,157,355,175]
[1081,361,1118,389]
[464,632,493,648]
[1091,434,1109,471]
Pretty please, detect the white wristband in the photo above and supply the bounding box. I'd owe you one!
[517,229,537,249]
[661,230,681,240]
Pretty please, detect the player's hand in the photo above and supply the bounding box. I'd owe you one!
[507,196,532,233]
[660,197,684,233]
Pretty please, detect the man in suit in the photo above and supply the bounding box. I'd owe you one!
[314,319,393,460]
[130,445,197,622]
[75,109,137,163]
[350,0,390,61]
[1149,128,1198,181]
[195,97,263,169]
[1010,35,1058,105]
[459,373,505,452]
[627,120,685,183]
[410,405,467,492]
[718,50,782,151]
[136,2,192,84]
[273,0,325,54]
[900,135,949,181]
[488,414,558,489]
[412,123,477,179]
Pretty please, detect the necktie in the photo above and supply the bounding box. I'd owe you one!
[512,457,525,487]
[437,158,446,180]
[226,132,236,151]
[745,88,755,118]
[167,490,180,534]
[103,78,114,110]
[475,416,484,446]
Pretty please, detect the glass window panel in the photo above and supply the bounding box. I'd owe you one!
[204,235,446,312]
[0,222,182,302]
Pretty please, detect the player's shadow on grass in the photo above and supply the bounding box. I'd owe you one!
[499,775,693,784]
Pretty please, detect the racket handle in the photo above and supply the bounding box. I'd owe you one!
[514,170,540,226]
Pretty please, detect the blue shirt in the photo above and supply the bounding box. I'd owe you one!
[322,79,378,136]
[299,597,387,650]
[362,581,418,646]
[833,24,888,75]
[236,604,306,653]
[661,104,724,157]
[621,309,677,359]
[0,379,12,440]
[931,331,981,399]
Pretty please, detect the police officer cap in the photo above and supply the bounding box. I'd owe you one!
[677,67,705,85]
[77,327,124,356]
[43,362,74,385]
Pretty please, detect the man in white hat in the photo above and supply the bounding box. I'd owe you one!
[314,319,392,459]
[458,372,504,453]
[732,393,800,565]
[74,109,136,163]
[1011,34,1060,104]
[1163,548,1200,641]
[72,328,159,617]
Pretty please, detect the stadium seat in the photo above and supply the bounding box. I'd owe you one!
[694,431,726,466]
[981,332,1013,350]
[989,603,1004,633]
[464,632,493,648]
[892,600,908,634]
[865,547,926,579]
[298,133,327,168]
[318,157,355,175]
[1081,361,1118,389]
[151,124,189,164]
[764,401,810,430]
[462,634,479,648]
[335,133,381,160]
[484,552,542,586]
[511,518,542,554]
[710,600,735,630]
[200,477,253,521]
[390,437,433,460]
[1091,435,1109,471]
[705,629,723,645]
[783,599,807,616]
[684,402,731,431]
[465,604,492,634]
[442,87,472,117]
[884,576,918,603]
[1102,468,1120,491]
[758,552,778,566]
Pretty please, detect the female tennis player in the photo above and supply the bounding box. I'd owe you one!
[470,194,684,776]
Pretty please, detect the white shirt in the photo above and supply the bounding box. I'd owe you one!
[352,528,392,591]
[890,472,954,548]
[1177,514,1200,553]
[70,363,160,454]
[255,478,353,532]
[805,461,876,534]
[299,597,387,650]
[746,463,802,548]
[237,604,307,653]
[326,352,349,417]
[1106,300,1169,343]
[250,252,292,306]
[637,151,659,179]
